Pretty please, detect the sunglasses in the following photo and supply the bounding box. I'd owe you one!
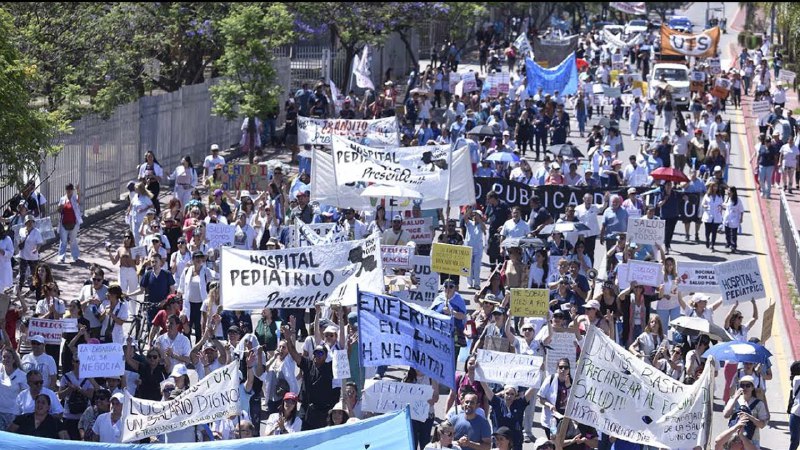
[740,383,753,388]
[522,328,533,332]
[313,351,326,357]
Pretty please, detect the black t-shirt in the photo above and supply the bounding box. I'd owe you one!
[136,363,169,401]
[487,202,510,232]
[12,413,64,439]
[489,395,529,432]
[298,356,338,409]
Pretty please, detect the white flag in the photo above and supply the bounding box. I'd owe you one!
[354,45,375,90]
[329,78,342,115]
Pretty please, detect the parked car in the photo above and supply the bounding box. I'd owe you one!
[649,63,691,109]
[668,16,693,32]
[625,19,649,35]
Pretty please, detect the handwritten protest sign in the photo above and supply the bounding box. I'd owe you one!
[752,100,771,120]
[121,362,240,442]
[627,217,665,245]
[62,318,78,333]
[298,116,399,148]
[461,71,478,92]
[510,289,550,317]
[395,256,440,307]
[129,245,147,261]
[28,318,66,345]
[474,349,544,387]
[359,292,456,388]
[332,349,351,379]
[206,223,235,249]
[707,57,721,74]
[448,72,461,95]
[78,343,124,378]
[293,222,347,247]
[714,257,765,305]
[675,261,720,293]
[431,243,471,277]
[604,86,622,98]
[402,217,433,244]
[545,330,578,377]
[220,234,384,310]
[362,380,433,422]
[616,263,630,290]
[565,325,714,449]
[220,164,270,191]
[628,260,662,287]
[381,245,412,268]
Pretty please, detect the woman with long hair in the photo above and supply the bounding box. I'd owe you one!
[445,354,487,414]
[404,368,438,449]
[722,186,745,253]
[31,263,54,301]
[100,284,129,344]
[629,314,666,365]
[527,249,549,289]
[618,281,649,347]
[722,300,759,403]
[60,300,90,373]
[169,155,197,209]
[538,357,573,439]
[129,182,154,245]
[264,392,302,435]
[0,348,27,431]
[424,419,461,449]
[326,402,349,427]
[138,150,164,216]
[655,257,681,329]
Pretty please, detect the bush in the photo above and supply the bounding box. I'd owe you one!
[738,32,748,47]
[754,34,763,48]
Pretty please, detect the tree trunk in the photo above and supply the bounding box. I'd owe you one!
[398,30,419,76]
[342,45,356,92]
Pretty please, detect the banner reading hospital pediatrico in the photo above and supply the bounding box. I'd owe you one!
[298,116,400,147]
[358,291,456,389]
[122,361,240,442]
[714,257,765,305]
[566,325,714,449]
[220,234,383,310]
[660,25,720,58]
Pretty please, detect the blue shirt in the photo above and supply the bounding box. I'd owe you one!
[602,207,629,239]
[451,412,492,448]
[431,292,467,331]
[139,268,175,305]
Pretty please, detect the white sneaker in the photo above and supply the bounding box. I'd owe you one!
[57,256,66,263]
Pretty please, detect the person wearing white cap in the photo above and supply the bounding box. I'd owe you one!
[572,299,613,338]
[681,293,722,322]
[21,336,58,390]
[202,144,225,181]
[91,392,124,442]
[15,214,43,295]
[723,373,769,446]
[381,214,410,246]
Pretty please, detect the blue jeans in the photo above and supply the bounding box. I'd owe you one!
[657,307,681,336]
[758,165,775,197]
[790,412,800,450]
[58,224,80,259]
[262,118,277,145]
[577,110,587,134]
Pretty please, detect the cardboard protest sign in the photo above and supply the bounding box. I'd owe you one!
[381,245,412,268]
[394,256,440,307]
[474,349,544,387]
[675,261,720,293]
[510,289,550,317]
[711,77,731,98]
[220,234,384,310]
[402,217,433,244]
[362,379,433,422]
[752,100,771,120]
[220,164,271,191]
[760,298,775,344]
[298,116,399,148]
[628,260,663,287]
[714,257,765,305]
[545,330,578,377]
[627,217,665,245]
[206,223,235,249]
[332,349,351,379]
[28,318,66,345]
[566,325,714,449]
[690,71,706,92]
[779,69,797,85]
[431,243,471,277]
[121,362,240,442]
[78,343,124,378]
[358,292,456,388]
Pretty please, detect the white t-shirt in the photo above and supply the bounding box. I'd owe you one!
[35,297,67,318]
[100,300,130,344]
[203,155,226,173]
[264,412,303,435]
[20,353,58,383]
[0,367,28,414]
[575,203,600,237]
[78,284,108,328]
[154,333,192,368]
[18,227,43,260]
[16,387,63,415]
[781,143,799,168]
[92,412,123,443]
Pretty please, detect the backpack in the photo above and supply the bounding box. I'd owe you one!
[62,199,77,230]
[728,398,760,440]
[65,373,89,414]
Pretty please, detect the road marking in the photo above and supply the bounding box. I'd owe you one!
[731,105,791,402]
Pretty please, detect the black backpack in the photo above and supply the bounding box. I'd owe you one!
[728,398,760,440]
[65,374,89,414]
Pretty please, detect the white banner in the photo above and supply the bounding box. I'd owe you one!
[28,318,65,345]
[609,2,646,15]
[616,263,630,290]
[362,379,433,422]
[354,45,375,90]
[402,217,433,244]
[220,234,384,310]
[395,255,440,307]
[628,260,663,287]
[475,349,543,387]
[627,217,665,245]
[566,325,714,449]
[752,100,772,119]
[312,143,476,210]
[121,362,240,442]
[206,223,235,250]
[293,222,348,247]
[514,32,532,58]
[461,72,478,93]
[78,343,124,378]
[381,245,412,268]
[714,257,765,305]
[298,117,399,148]
[675,261,720,293]
[545,330,578,377]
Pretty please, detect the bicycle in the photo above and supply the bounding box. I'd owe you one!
[126,297,158,352]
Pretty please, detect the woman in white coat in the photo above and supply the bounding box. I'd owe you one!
[0,225,14,295]
[722,186,745,253]
[463,207,486,290]
[169,156,197,209]
[629,97,642,140]
[537,357,572,439]
[128,182,154,246]
[701,181,724,252]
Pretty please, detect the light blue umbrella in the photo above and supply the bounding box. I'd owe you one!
[486,151,520,163]
[702,341,773,364]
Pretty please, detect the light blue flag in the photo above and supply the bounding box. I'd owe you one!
[0,408,414,450]
[525,52,579,96]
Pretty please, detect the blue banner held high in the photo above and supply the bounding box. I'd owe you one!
[358,290,456,389]
[525,52,579,96]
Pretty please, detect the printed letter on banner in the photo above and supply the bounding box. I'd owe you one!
[474,349,544,387]
[362,379,433,422]
[358,292,456,389]
[713,256,765,305]
[121,361,241,442]
[395,255,440,308]
[675,261,720,293]
[431,242,471,276]
[220,233,384,310]
[565,325,714,449]
[627,217,665,246]
[510,289,550,317]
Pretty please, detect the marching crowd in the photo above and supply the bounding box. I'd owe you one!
[0,10,799,450]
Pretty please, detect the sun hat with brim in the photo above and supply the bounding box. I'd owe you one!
[583,299,601,310]
[24,215,36,224]
[323,325,339,335]
[739,375,756,385]
[330,401,347,412]
[170,364,189,378]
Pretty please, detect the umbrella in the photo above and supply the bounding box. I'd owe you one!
[538,222,590,235]
[597,117,619,129]
[519,237,546,249]
[669,316,733,342]
[409,87,430,95]
[360,184,423,200]
[702,341,773,364]
[650,167,689,183]
[549,143,584,159]
[486,151,520,163]
[467,124,501,137]
[501,238,522,249]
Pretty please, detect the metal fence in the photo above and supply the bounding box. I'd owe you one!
[779,191,800,289]
[1,79,240,227]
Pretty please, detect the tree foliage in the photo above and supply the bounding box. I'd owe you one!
[0,8,70,190]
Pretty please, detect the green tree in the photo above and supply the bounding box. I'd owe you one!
[0,8,70,190]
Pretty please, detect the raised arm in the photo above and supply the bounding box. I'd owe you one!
[282,322,303,366]
[745,299,759,329]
